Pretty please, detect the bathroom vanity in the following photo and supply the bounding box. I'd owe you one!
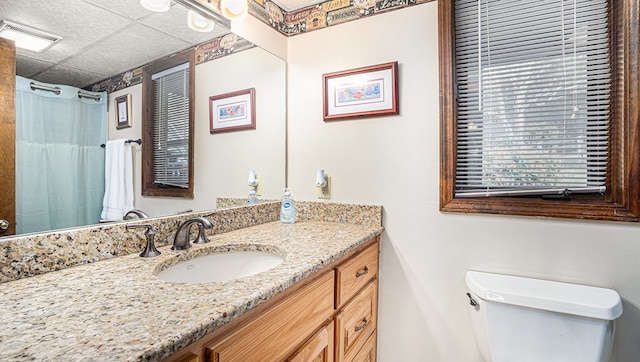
[166,236,379,362]
[0,202,383,361]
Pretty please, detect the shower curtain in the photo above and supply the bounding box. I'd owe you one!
[15,76,107,234]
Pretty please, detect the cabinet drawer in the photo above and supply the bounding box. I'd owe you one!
[288,321,334,362]
[351,330,376,362]
[335,240,379,308]
[207,271,335,362]
[335,279,377,362]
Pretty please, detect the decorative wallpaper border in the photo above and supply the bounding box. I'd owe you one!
[249,0,434,36]
[86,33,254,93]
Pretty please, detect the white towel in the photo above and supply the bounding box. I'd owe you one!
[101,139,134,221]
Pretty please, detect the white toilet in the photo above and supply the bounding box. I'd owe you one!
[465,271,623,362]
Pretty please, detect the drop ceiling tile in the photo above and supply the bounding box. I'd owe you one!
[83,0,158,20]
[60,23,192,77]
[15,55,57,79]
[0,0,132,63]
[32,64,110,89]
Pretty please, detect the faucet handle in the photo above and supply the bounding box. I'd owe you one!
[193,223,210,244]
[126,224,161,258]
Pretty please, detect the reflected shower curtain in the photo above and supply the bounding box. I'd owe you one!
[15,76,107,234]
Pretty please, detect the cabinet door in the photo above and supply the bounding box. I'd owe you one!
[207,271,334,362]
[335,280,377,362]
[288,321,334,362]
[335,241,379,308]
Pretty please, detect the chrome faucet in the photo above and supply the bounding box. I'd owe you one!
[123,209,150,219]
[172,216,214,250]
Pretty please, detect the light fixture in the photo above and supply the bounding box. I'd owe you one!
[315,170,327,188]
[173,0,231,30]
[220,0,248,21]
[140,0,170,12]
[187,10,215,32]
[248,170,262,195]
[0,20,61,53]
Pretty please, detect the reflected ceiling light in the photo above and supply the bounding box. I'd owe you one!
[220,0,248,21]
[0,20,61,53]
[140,0,171,12]
[187,10,215,32]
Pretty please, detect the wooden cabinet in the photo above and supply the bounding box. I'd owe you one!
[164,237,379,362]
[335,280,377,362]
[334,241,378,362]
[206,271,334,362]
[350,331,377,362]
[288,321,334,362]
[335,242,379,309]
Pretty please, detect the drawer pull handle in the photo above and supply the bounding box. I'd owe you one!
[355,266,369,278]
[354,318,369,332]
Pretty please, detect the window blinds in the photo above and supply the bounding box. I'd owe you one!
[454,0,611,197]
[151,63,190,189]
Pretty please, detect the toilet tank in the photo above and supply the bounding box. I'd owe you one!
[465,271,623,362]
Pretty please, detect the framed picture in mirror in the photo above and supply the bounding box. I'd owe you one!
[209,88,256,133]
[115,93,132,129]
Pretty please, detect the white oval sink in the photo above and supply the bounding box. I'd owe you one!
[157,250,285,284]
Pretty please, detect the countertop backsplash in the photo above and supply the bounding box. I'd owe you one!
[0,200,382,283]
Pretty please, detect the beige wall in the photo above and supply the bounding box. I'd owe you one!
[107,47,286,217]
[287,3,640,361]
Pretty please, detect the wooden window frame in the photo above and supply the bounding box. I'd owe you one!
[141,50,195,198]
[438,0,640,222]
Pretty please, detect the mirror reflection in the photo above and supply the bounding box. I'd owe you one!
[1,2,286,238]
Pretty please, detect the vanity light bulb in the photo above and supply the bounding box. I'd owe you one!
[187,10,215,32]
[221,0,248,20]
[315,170,327,188]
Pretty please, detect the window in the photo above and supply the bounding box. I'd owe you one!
[142,50,194,198]
[439,0,640,221]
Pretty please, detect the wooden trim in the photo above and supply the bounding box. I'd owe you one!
[0,38,16,236]
[438,0,640,222]
[142,50,195,198]
[624,0,640,216]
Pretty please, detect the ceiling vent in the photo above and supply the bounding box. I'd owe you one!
[0,20,61,53]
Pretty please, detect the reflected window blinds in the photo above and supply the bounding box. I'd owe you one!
[151,62,190,189]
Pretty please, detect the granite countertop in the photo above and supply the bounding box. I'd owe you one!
[0,220,383,361]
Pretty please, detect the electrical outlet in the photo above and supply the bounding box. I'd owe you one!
[317,175,331,199]
[256,175,263,196]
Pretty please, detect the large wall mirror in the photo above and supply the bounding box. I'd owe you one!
[1,1,286,238]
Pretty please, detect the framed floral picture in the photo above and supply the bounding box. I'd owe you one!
[209,88,256,133]
[323,62,399,121]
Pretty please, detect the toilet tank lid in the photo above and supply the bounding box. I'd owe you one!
[465,271,623,320]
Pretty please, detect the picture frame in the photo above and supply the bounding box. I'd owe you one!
[209,88,256,133]
[115,93,132,129]
[322,61,399,121]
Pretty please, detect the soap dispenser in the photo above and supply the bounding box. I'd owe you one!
[247,189,258,205]
[280,188,296,224]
